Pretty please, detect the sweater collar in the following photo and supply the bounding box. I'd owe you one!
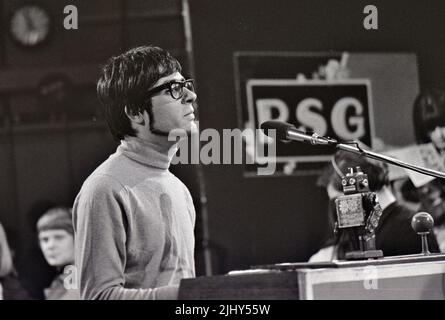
[117,135,178,170]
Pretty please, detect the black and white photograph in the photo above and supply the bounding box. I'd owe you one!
[0,0,445,312]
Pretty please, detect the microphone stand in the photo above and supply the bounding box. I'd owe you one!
[261,120,445,179]
[335,142,445,180]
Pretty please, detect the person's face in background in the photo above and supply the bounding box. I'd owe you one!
[38,229,74,267]
[429,126,445,150]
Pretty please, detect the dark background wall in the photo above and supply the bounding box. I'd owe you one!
[0,0,444,286]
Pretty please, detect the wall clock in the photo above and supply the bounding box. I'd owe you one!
[9,4,52,48]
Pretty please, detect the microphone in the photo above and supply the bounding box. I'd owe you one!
[260,120,338,145]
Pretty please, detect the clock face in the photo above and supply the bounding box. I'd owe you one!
[10,4,51,47]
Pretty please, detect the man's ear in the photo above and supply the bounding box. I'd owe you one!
[124,106,144,124]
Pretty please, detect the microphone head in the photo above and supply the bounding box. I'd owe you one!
[260,120,295,140]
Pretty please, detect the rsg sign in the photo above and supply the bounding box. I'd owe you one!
[246,79,374,162]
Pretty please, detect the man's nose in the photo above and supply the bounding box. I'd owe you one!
[46,239,56,249]
[182,88,197,104]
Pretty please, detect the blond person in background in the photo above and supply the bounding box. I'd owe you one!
[37,207,79,300]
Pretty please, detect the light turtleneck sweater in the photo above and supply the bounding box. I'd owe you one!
[73,136,196,300]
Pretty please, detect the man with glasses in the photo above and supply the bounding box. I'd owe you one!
[73,46,197,299]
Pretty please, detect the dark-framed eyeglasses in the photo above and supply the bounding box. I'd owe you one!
[146,79,195,100]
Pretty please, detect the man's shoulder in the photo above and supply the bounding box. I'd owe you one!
[73,168,128,220]
[82,152,130,187]
[82,172,124,192]
[77,155,129,199]
[385,201,417,219]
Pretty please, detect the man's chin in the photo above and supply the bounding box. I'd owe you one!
[171,123,198,136]
[47,259,60,267]
[189,121,199,134]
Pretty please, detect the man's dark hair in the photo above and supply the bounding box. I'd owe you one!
[97,45,182,141]
[413,88,445,144]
